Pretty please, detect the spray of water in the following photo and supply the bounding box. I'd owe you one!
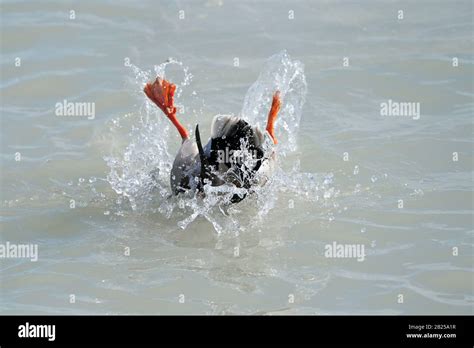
[104,51,331,233]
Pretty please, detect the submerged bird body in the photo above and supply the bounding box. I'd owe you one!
[144,77,281,203]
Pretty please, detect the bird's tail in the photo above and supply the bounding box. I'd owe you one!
[195,124,208,190]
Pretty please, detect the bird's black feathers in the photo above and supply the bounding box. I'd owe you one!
[196,118,265,203]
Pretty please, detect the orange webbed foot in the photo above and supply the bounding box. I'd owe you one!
[144,77,177,117]
[144,77,189,140]
[266,91,281,144]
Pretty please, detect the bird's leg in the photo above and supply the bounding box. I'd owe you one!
[265,91,281,144]
[144,77,189,140]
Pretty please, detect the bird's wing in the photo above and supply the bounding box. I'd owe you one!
[170,138,200,194]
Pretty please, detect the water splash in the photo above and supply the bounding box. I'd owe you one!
[241,50,307,156]
[103,51,329,233]
[104,59,194,212]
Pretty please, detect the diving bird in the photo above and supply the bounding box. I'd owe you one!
[144,77,281,203]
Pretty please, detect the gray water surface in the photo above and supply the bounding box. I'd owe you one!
[0,0,473,314]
